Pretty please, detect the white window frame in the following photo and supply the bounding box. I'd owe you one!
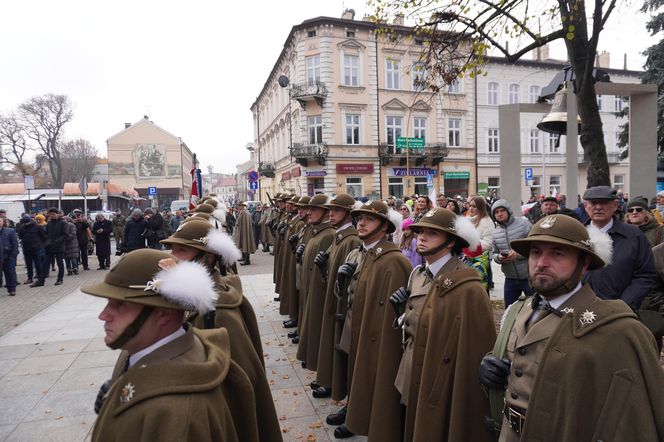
[412,62,426,91]
[548,133,560,153]
[529,85,541,103]
[530,175,542,197]
[308,115,323,144]
[508,84,520,104]
[614,96,625,112]
[346,177,363,197]
[448,118,461,147]
[306,55,321,85]
[386,115,403,147]
[487,82,499,105]
[488,128,499,153]
[529,129,540,153]
[345,114,360,145]
[488,177,500,190]
[413,117,426,142]
[448,79,461,94]
[388,177,404,198]
[343,54,359,86]
[613,174,624,191]
[549,175,561,195]
[414,177,428,196]
[386,58,401,90]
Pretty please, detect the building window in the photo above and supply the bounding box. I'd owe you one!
[529,129,540,153]
[344,54,359,86]
[412,62,426,91]
[386,116,403,148]
[448,79,461,94]
[530,176,542,197]
[529,85,541,103]
[448,118,461,147]
[414,177,428,196]
[388,177,404,198]
[413,117,426,142]
[613,174,624,190]
[307,29,317,38]
[549,175,561,195]
[548,133,560,153]
[386,59,401,89]
[508,84,520,104]
[488,177,500,195]
[306,55,320,85]
[346,31,355,38]
[346,177,363,197]
[488,128,499,153]
[597,95,603,111]
[614,96,625,112]
[487,82,499,105]
[345,114,360,145]
[308,116,323,144]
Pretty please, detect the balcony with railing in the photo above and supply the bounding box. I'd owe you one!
[289,143,328,167]
[378,143,449,166]
[258,162,276,178]
[289,81,328,109]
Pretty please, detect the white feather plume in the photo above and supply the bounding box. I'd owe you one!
[154,260,217,314]
[352,201,364,210]
[212,208,226,224]
[586,224,613,266]
[454,215,480,251]
[387,208,402,237]
[206,229,242,265]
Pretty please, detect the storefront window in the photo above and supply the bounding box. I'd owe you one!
[388,177,404,198]
[414,177,428,196]
[346,177,363,197]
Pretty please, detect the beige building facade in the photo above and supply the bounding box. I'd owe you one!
[107,116,194,208]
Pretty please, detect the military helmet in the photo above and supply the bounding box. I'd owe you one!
[510,214,611,270]
[161,219,241,265]
[193,203,215,214]
[325,193,360,211]
[81,249,217,314]
[409,207,480,250]
[305,194,331,209]
[200,197,219,208]
[350,200,399,234]
[296,196,311,206]
[289,196,301,205]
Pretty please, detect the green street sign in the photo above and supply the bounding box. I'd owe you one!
[396,137,425,150]
[444,171,470,179]
[477,182,488,196]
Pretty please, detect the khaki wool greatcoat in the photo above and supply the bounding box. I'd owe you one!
[234,208,256,254]
[399,258,496,442]
[272,210,287,284]
[500,284,664,442]
[293,224,314,322]
[259,209,274,247]
[296,222,335,368]
[276,214,302,315]
[344,240,412,441]
[315,226,361,390]
[93,328,256,442]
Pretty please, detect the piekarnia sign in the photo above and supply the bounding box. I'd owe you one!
[391,167,438,177]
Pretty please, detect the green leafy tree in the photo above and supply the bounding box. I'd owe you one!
[370,0,619,187]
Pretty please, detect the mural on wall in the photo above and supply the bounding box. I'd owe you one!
[109,144,182,178]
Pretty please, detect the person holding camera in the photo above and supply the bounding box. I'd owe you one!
[491,199,533,308]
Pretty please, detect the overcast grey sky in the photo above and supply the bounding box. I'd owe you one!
[0,0,655,174]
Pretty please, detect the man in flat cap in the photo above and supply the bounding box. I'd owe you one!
[84,249,261,441]
[581,185,657,310]
[480,214,664,441]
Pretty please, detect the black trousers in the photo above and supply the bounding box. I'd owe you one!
[47,252,65,281]
[78,243,89,269]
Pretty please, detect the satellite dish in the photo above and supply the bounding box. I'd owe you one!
[278,75,290,88]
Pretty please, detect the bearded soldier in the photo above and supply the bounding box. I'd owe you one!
[480,214,664,441]
[311,194,362,400]
[332,200,412,440]
[391,208,496,442]
[295,194,335,370]
[159,219,282,442]
[83,249,260,441]
[234,202,256,265]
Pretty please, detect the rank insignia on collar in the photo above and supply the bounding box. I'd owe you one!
[540,216,557,229]
[561,307,574,315]
[120,382,135,403]
[375,247,382,255]
[442,278,453,288]
[338,234,342,240]
[579,309,597,326]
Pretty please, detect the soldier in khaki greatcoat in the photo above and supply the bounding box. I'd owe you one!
[480,214,664,442]
[82,249,260,442]
[390,208,496,442]
[111,210,126,255]
[312,193,362,400]
[278,196,307,321]
[331,200,412,440]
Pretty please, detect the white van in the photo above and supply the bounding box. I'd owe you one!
[0,201,26,223]
[170,199,190,213]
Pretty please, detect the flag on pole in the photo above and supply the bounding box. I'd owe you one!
[429,188,437,208]
[189,168,200,210]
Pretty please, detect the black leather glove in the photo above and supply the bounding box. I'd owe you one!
[288,234,299,250]
[94,379,113,414]
[479,355,511,389]
[278,222,286,235]
[389,287,410,316]
[314,251,328,269]
[295,243,306,263]
[337,262,357,279]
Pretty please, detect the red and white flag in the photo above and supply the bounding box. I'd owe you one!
[189,168,199,210]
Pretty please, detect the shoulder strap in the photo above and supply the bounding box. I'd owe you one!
[487,296,526,432]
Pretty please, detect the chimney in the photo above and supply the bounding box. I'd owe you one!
[143,115,149,120]
[531,44,549,60]
[595,51,610,68]
[124,123,131,129]
[624,53,627,70]
[341,8,355,20]
[393,13,404,26]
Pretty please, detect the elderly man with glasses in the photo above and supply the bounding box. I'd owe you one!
[581,186,657,310]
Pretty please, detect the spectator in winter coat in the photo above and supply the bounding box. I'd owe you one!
[45,208,67,285]
[73,209,92,271]
[143,208,164,250]
[123,209,148,252]
[0,218,19,296]
[399,218,422,268]
[491,199,533,307]
[92,213,113,269]
[63,217,80,275]
[17,215,48,286]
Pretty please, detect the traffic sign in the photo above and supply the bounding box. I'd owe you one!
[248,171,259,181]
[249,181,258,190]
[148,186,157,196]
[524,168,533,181]
[396,137,425,150]
[426,173,434,189]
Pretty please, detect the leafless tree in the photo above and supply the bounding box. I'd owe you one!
[0,113,32,175]
[60,138,99,183]
[18,94,73,187]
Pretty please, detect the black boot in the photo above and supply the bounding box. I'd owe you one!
[29,279,45,287]
[240,253,250,266]
[333,425,354,438]
[326,406,348,426]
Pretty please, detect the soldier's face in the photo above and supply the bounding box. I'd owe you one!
[307,207,328,224]
[298,208,307,218]
[99,299,145,349]
[415,227,449,255]
[328,207,348,227]
[170,243,200,261]
[356,214,383,240]
[528,242,584,294]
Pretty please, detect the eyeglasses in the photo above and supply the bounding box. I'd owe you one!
[627,207,645,213]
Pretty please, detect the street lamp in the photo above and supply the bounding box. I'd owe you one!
[278,75,294,162]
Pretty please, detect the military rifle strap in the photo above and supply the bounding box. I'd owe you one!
[488,296,526,433]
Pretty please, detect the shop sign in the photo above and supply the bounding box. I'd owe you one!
[291,166,301,177]
[281,171,291,181]
[391,167,438,177]
[444,171,470,179]
[306,171,327,177]
[336,163,374,174]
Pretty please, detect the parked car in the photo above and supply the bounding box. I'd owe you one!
[89,211,116,221]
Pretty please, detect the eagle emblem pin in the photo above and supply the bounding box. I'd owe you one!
[540,216,557,229]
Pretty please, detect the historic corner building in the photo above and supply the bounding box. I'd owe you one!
[250,10,640,201]
[106,116,195,209]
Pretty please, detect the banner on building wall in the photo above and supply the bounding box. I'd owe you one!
[336,164,374,174]
[390,167,438,177]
